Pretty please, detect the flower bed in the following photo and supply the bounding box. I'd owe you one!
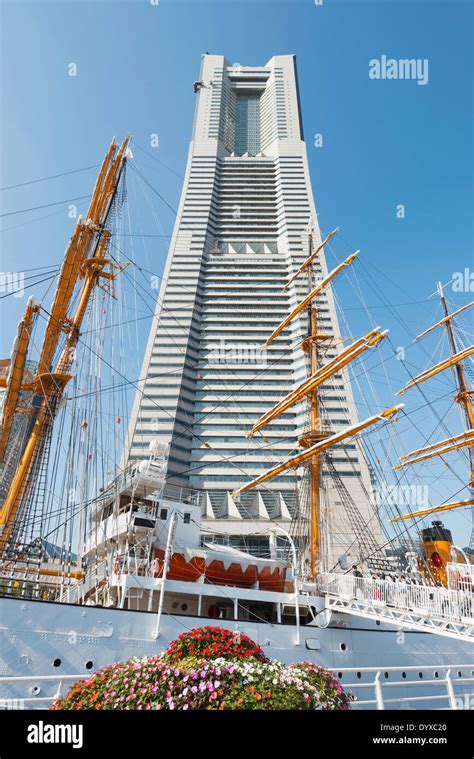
[289,661,353,710]
[163,626,268,664]
[51,627,353,711]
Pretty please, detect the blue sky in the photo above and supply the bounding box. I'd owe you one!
[0,0,473,543]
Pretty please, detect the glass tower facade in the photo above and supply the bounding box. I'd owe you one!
[235,94,261,155]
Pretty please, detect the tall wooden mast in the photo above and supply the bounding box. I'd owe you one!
[235,224,400,579]
[0,137,130,553]
[439,283,474,548]
[437,282,474,490]
[303,226,323,576]
[392,286,474,525]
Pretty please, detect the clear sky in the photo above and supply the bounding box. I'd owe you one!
[0,0,473,544]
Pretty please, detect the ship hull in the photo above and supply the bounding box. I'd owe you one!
[0,595,473,709]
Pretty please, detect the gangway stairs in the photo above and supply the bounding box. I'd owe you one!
[317,573,474,642]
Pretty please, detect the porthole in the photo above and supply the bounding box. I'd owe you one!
[340,643,347,651]
[434,671,439,679]
[53,658,61,668]
[85,660,94,670]
[376,620,381,626]
[402,672,406,679]
[418,672,423,679]
[356,672,361,680]
[384,672,389,679]
[457,671,462,678]
[181,603,188,612]
[338,672,343,679]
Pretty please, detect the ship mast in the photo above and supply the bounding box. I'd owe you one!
[436,282,474,546]
[304,225,324,576]
[391,286,474,525]
[0,137,130,554]
[235,226,401,580]
[437,282,474,491]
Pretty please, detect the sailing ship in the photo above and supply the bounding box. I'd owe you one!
[0,136,473,711]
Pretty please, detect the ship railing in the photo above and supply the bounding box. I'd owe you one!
[0,674,87,709]
[0,576,62,602]
[111,553,151,577]
[60,558,109,604]
[447,562,474,591]
[0,664,472,710]
[317,572,473,623]
[336,664,474,710]
[91,481,200,517]
[0,561,81,602]
[161,483,200,506]
[90,461,166,516]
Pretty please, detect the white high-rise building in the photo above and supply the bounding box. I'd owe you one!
[126,54,382,566]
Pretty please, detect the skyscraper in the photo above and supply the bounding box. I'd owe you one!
[126,54,381,567]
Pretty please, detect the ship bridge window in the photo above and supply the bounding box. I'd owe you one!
[183,512,191,524]
[159,508,168,520]
[101,503,113,521]
[239,601,276,624]
[281,605,314,626]
[119,495,133,514]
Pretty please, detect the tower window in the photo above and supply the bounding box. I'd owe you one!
[235,94,261,155]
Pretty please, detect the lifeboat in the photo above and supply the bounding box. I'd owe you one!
[152,544,287,592]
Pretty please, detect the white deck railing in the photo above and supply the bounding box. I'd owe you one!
[0,665,472,710]
[447,562,474,591]
[318,573,473,622]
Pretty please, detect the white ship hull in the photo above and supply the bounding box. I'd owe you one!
[1,595,473,710]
